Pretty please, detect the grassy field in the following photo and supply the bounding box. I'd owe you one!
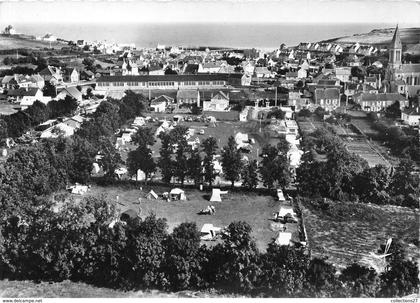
[0,279,240,298]
[301,200,419,271]
[0,35,66,50]
[80,184,284,252]
[119,120,278,170]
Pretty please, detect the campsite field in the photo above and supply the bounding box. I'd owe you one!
[120,119,279,168]
[81,184,286,252]
[300,200,419,271]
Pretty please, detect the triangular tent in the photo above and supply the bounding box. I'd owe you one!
[146,190,158,199]
[210,188,222,202]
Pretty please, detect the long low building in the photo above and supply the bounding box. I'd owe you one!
[96,74,244,92]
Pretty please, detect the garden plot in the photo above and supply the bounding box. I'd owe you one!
[301,201,419,270]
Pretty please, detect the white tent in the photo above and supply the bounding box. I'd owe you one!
[115,167,128,179]
[275,232,292,246]
[170,188,186,200]
[277,189,286,201]
[210,188,228,202]
[200,223,222,240]
[136,169,146,181]
[278,206,296,218]
[69,184,89,195]
[146,190,158,200]
[92,162,100,174]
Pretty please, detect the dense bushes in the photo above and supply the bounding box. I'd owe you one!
[297,127,419,208]
[0,197,417,297]
[1,96,78,138]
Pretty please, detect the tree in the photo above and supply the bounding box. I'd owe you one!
[202,137,218,187]
[132,127,155,148]
[304,258,342,297]
[259,145,279,189]
[97,138,122,183]
[297,108,312,118]
[339,263,379,297]
[119,90,146,121]
[158,133,174,184]
[42,81,56,97]
[241,160,259,190]
[259,143,291,189]
[174,139,189,186]
[221,136,243,187]
[351,66,366,80]
[127,145,156,183]
[164,67,177,75]
[353,164,391,204]
[162,222,203,291]
[70,136,96,184]
[385,101,402,119]
[378,259,419,297]
[267,109,286,120]
[187,147,202,187]
[389,159,418,196]
[258,243,310,297]
[25,100,49,126]
[389,159,419,208]
[0,118,8,142]
[314,106,326,119]
[204,221,261,294]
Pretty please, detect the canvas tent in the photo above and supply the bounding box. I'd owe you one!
[210,188,228,202]
[275,232,292,246]
[91,162,100,174]
[234,132,250,149]
[278,206,296,218]
[277,189,286,201]
[200,223,222,241]
[68,183,88,195]
[146,190,158,200]
[170,188,186,200]
[115,167,128,179]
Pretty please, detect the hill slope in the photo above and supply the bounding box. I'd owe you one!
[326,27,420,46]
[0,34,65,50]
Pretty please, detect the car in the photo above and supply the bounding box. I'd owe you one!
[199,129,205,135]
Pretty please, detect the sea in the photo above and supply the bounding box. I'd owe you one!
[10,22,401,50]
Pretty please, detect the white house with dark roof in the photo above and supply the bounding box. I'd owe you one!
[401,107,420,126]
[177,89,200,106]
[314,88,340,111]
[56,87,83,102]
[254,67,274,78]
[203,91,229,112]
[39,66,63,85]
[354,92,408,112]
[7,88,44,105]
[150,95,174,112]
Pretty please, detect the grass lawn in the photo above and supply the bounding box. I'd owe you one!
[119,120,279,170]
[82,184,283,252]
[0,279,240,298]
[301,201,419,271]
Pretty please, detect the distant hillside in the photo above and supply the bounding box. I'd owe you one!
[0,34,66,50]
[325,27,420,47]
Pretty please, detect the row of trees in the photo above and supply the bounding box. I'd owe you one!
[371,119,420,162]
[0,96,78,139]
[297,127,419,208]
[0,195,417,297]
[0,91,149,217]
[126,125,292,190]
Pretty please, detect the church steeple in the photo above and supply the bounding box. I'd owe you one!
[389,25,402,69]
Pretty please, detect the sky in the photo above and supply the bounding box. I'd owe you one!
[0,0,419,25]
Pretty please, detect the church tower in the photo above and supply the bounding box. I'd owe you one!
[389,25,402,70]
